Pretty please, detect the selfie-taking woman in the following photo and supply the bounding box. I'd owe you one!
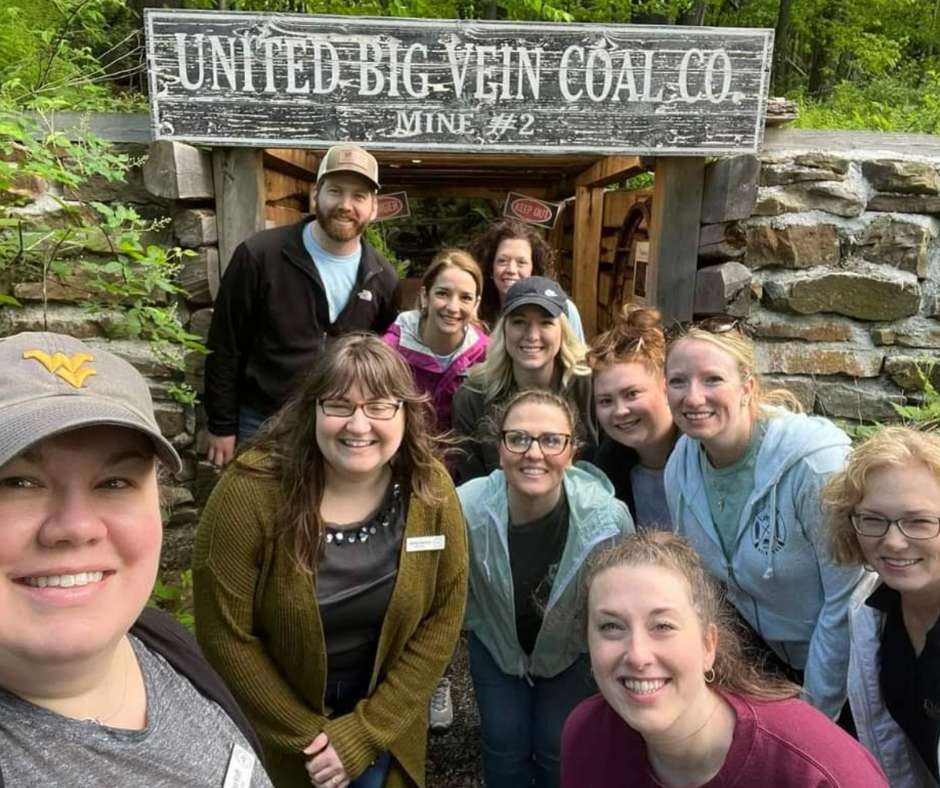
[469,218,585,340]
[562,530,888,787]
[662,319,863,720]
[588,306,678,528]
[451,276,597,485]
[0,332,269,788]
[825,427,940,787]
[459,389,634,788]
[193,333,468,788]
[383,248,488,433]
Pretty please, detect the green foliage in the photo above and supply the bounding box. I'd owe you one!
[148,569,195,632]
[793,70,940,134]
[0,0,145,111]
[0,112,206,402]
[891,365,940,432]
[364,224,412,278]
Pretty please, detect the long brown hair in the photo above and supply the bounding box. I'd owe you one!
[469,219,558,326]
[240,333,442,573]
[586,531,799,700]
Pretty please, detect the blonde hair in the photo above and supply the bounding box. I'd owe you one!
[666,327,802,422]
[588,305,666,375]
[465,311,590,404]
[824,426,940,564]
[586,531,799,700]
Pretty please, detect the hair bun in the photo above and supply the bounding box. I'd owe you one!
[621,304,663,331]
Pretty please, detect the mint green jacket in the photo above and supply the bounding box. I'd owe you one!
[458,462,635,678]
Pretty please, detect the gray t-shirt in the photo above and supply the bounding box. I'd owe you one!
[0,636,272,788]
[629,465,672,531]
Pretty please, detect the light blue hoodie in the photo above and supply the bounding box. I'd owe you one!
[458,462,635,679]
[664,408,863,719]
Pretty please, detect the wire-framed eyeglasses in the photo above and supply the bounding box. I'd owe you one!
[850,513,940,540]
[318,399,403,420]
[501,430,572,456]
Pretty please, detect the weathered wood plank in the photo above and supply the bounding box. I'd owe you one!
[572,185,605,338]
[142,140,214,200]
[700,154,759,223]
[264,169,309,201]
[647,157,705,323]
[212,148,265,273]
[144,10,774,155]
[575,156,645,188]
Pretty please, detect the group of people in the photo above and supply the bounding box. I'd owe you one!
[1,142,938,788]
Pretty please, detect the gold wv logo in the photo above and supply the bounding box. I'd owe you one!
[23,350,97,388]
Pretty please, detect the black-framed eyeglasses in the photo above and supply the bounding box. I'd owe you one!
[664,314,746,342]
[501,430,572,456]
[318,399,403,420]
[850,513,940,540]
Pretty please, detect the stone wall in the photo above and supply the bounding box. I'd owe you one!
[0,141,220,571]
[696,149,940,421]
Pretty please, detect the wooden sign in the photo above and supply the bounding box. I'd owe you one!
[503,192,563,229]
[376,191,410,221]
[144,11,773,155]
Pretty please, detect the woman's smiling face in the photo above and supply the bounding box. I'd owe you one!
[587,563,718,742]
[0,426,161,676]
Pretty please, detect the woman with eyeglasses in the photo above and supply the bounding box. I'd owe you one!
[587,305,678,529]
[458,389,635,788]
[824,427,940,787]
[469,218,585,340]
[192,333,468,788]
[663,319,863,723]
[451,276,597,485]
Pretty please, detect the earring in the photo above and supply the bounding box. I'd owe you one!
[704,668,716,684]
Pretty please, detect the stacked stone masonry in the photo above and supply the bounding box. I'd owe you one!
[0,141,217,571]
[697,149,940,423]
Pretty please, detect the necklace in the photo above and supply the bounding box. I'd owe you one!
[80,642,130,726]
[324,482,401,546]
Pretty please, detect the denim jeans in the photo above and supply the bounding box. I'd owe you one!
[468,633,595,788]
[237,404,268,442]
[325,672,392,788]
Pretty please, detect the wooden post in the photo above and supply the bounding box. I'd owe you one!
[647,157,705,324]
[571,185,605,339]
[212,148,265,274]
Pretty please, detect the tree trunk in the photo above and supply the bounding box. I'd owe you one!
[807,1,838,99]
[678,0,708,25]
[772,0,793,94]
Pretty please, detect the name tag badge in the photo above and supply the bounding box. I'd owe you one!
[357,289,373,302]
[406,535,445,552]
[223,742,255,788]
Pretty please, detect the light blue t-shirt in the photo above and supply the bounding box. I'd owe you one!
[304,223,362,323]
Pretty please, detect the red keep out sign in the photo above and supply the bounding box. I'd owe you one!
[376,191,410,222]
[502,192,563,229]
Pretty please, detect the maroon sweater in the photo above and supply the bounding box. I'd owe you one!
[562,691,888,788]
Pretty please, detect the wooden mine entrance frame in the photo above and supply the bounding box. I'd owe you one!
[144,10,776,336]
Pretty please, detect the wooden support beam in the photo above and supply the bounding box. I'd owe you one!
[646,157,705,324]
[574,156,645,189]
[571,185,605,339]
[212,148,265,275]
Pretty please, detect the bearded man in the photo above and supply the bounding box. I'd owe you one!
[204,144,399,467]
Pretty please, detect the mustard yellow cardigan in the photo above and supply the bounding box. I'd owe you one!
[192,455,468,788]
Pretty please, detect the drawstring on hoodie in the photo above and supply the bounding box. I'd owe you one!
[763,484,778,580]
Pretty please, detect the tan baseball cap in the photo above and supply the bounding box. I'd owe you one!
[317,143,380,190]
[0,332,182,473]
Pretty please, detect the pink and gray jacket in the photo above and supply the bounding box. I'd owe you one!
[383,310,488,432]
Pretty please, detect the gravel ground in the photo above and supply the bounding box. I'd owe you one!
[426,635,484,788]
